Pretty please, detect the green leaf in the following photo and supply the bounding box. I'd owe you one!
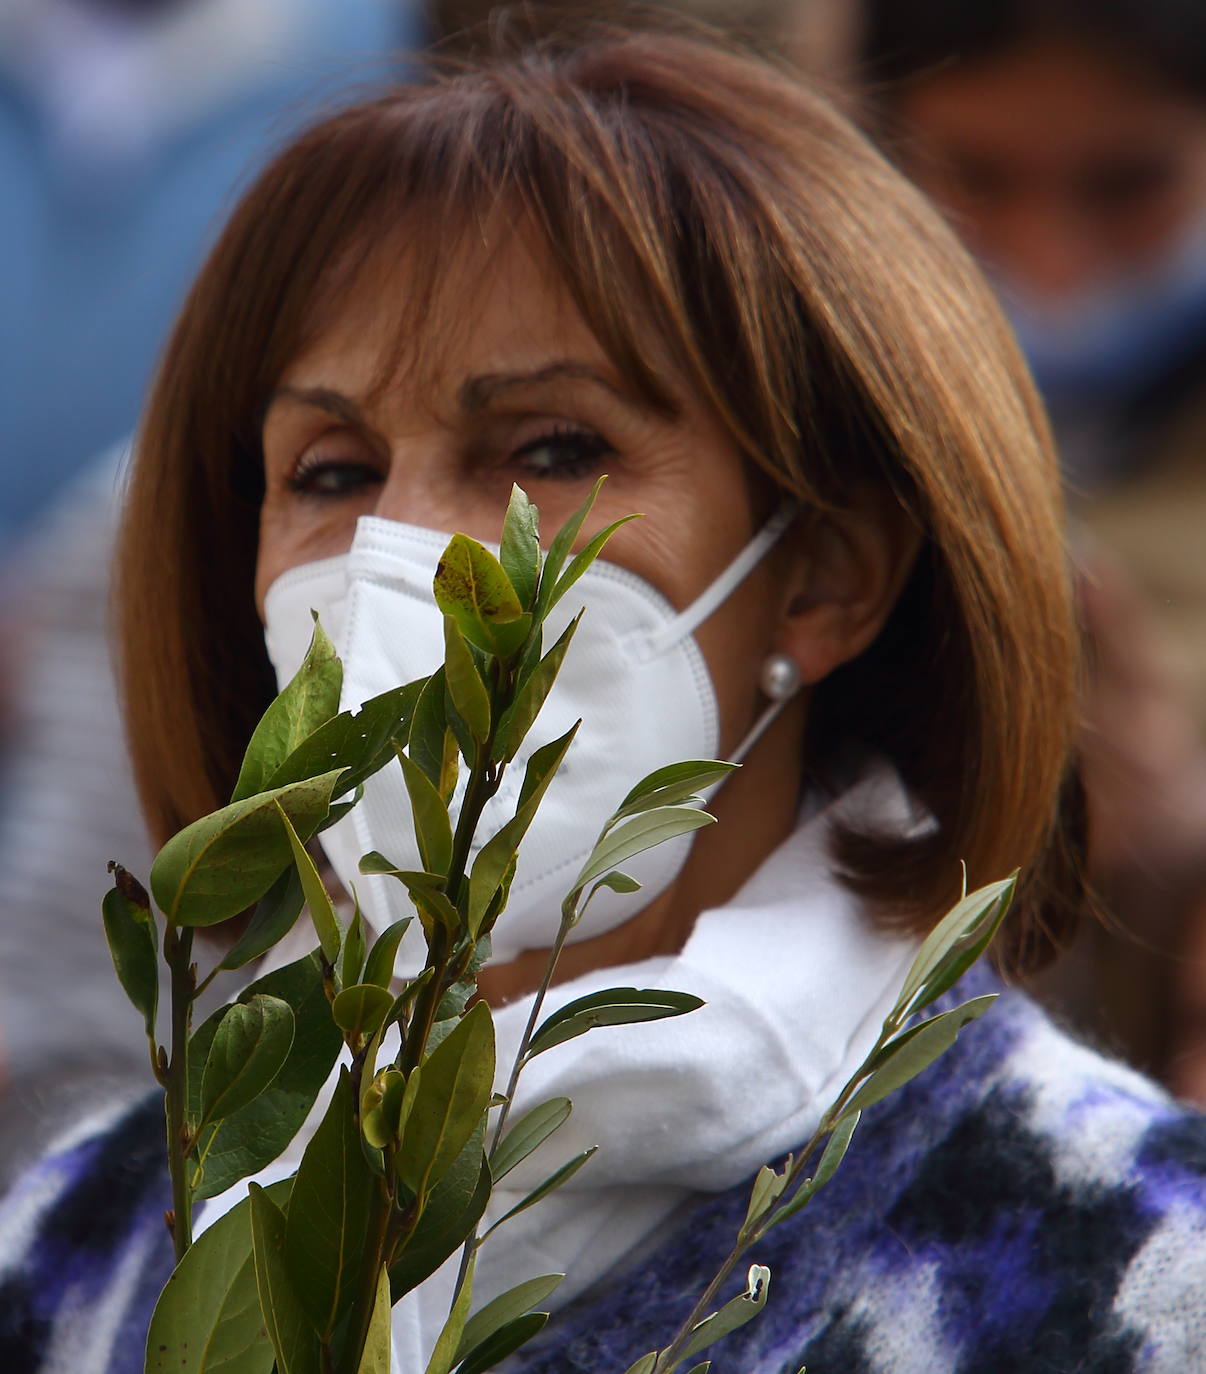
[385,967,435,1031]
[101,885,158,1038]
[232,619,341,804]
[765,1112,861,1230]
[199,994,295,1128]
[265,681,425,799]
[436,976,477,1023]
[454,1313,549,1374]
[844,994,998,1116]
[318,795,359,834]
[893,875,1015,1020]
[623,1356,658,1374]
[363,916,414,988]
[219,865,306,971]
[332,983,395,1040]
[360,1007,394,1092]
[678,1265,771,1363]
[398,1002,495,1197]
[743,1164,789,1232]
[285,1068,379,1340]
[572,807,714,898]
[355,1265,393,1374]
[410,668,449,788]
[145,1178,291,1374]
[587,871,642,904]
[398,1068,425,1144]
[424,1254,475,1374]
[150,771,343,927]
[359,854,439,881]
[454,1274,561,1367]
[339,902,367,989]
[362,1067,407,1150]
[443,686,477,778]
[534,476,604,620]
[615,761,738,820]
[396,747,455,877]
[188,953,342,1200]
[684,1365,713,1374]
[359,857,460,942]
[494,614,580,764]
[388,1130,489,1298]
[525,988,704,1061]
[546,513,641,615]
[249,1183,322,1374]
[489,1097,572,1182]
[434,533,527,656]
[443,616,491,745]
[517,726,577,810]
[499,483,540,610]
[810,1111,859,1192]
[437,726,461,804]
[468,724,578,936]
[275,801,342,965]
[483,1148,597,1235]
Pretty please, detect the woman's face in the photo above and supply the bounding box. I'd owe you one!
[256,231,793,761]
[255,228,913,994]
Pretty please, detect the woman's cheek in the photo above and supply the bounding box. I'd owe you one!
[254,504,357,613]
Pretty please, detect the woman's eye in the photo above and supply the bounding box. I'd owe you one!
[286,454,383,498]
[509,425,614,480]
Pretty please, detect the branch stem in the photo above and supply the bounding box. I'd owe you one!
[651,1014,899,1373]
[446,908,575,1309]
[490,913,571,1156]
[334,1183,393,1374]
[163,924,196,1262]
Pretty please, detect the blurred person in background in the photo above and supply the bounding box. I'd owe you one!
[0,0,414,546]
[0,0,418,1185]
[858,0,1206,1093]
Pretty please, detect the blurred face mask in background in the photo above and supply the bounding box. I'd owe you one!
[262,508,796,971]
[996,210,1206,402]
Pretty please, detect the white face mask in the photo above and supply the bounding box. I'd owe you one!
[262,508,796,971]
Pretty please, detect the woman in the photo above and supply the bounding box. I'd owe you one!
[4,22,1206,1373]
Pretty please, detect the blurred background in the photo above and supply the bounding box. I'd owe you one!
[3,0,1206,1183]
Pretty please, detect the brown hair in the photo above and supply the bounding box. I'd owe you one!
[116,21,1084,970]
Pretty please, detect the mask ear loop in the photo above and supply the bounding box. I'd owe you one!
[640,500,802,800]
[731,653,805,763]
[642,503,799,658]
[702,652,804,802]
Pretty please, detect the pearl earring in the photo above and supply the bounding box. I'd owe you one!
[759,652,801,701]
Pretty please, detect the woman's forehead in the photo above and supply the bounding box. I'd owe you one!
[280,221,681,415]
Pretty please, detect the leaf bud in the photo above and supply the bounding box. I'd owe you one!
[108,860,150,910]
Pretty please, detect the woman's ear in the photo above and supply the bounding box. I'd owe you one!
[775,489,921,685]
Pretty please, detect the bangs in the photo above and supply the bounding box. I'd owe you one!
[262,74,699,435]
[245,46,829,495]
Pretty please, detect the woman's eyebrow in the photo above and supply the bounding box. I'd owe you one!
[266,385,367,427]
[267,364,679,424]
[458,362,679,417]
